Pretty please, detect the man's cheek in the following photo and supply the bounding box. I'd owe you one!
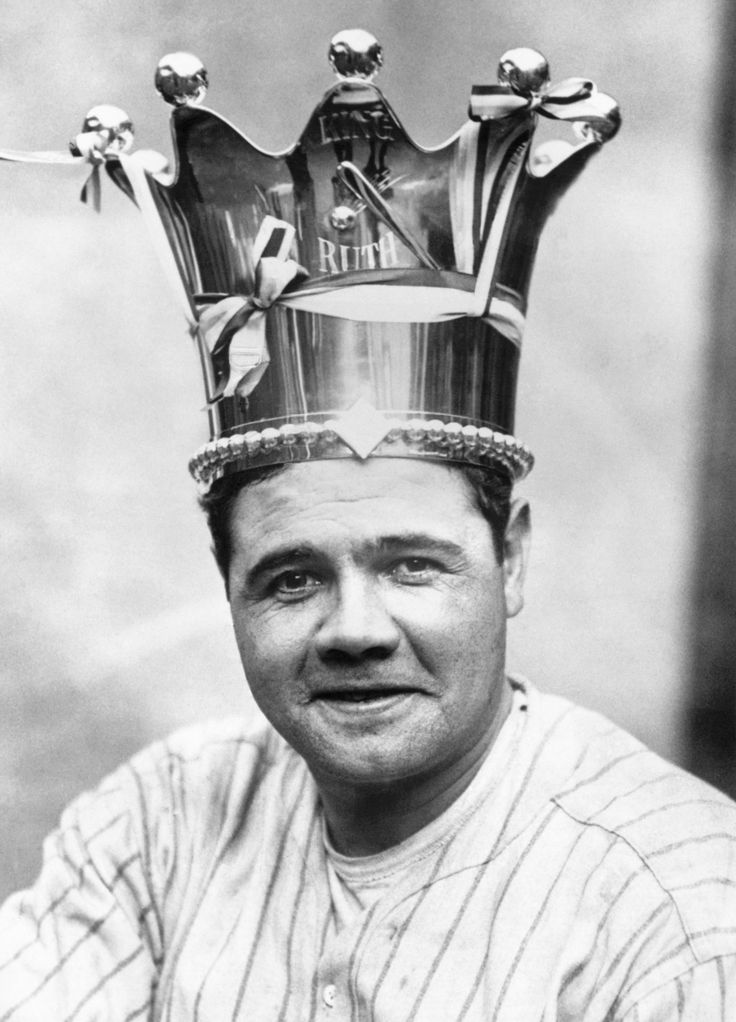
[238,627,302,686]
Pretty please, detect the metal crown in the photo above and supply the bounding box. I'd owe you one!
[45,31,622,489]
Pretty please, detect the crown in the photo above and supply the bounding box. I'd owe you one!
[2,30,620,490]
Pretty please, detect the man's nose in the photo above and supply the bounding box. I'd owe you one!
[314,573,401,662]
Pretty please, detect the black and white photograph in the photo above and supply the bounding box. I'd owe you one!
[1,0,735,1017]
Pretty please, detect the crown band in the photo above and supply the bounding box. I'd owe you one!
[206,310,520,440]
[189,415,534,489]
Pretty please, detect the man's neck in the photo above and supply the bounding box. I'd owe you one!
[315,682,513,857]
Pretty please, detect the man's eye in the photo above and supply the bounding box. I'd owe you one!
[273,571,321,597]
[390,558,438,583]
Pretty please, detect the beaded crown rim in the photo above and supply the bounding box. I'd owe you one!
[190,415,534,491]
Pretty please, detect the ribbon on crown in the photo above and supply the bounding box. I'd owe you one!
[469,76,595,122]
[195,234,528,404]
[0,105,139,211]
[0,146,106,209]
[469,48,620,143]
[201,221,308,400]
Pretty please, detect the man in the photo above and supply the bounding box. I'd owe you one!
[2,30,736,1021]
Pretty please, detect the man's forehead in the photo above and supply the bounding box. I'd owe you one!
[234,459,474,515]
[228,459,489,547]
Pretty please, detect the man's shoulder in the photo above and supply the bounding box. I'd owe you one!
[66,713,303,858]
[129,712,289,776]
[524,681,736,961]
[130,712,301,805]
[521,679,735,820]
[535,685,736,843]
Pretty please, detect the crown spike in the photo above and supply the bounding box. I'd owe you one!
[328,29,383,81]
[155,52,208,107]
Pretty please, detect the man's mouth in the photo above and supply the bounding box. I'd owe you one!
[314,687,417,704]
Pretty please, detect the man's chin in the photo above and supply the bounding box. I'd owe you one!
[292,704,437,790]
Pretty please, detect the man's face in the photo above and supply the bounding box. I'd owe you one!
[226,458,528,792]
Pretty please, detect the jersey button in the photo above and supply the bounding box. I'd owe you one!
[323,984,337,1008]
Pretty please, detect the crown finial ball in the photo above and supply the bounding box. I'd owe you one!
[330,205,357,231]
[79,105,134,155]
[155,52,208,106]
[329,29,383,81]
[498,48,550,94]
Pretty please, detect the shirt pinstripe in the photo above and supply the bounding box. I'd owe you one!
[1,678,735,1021]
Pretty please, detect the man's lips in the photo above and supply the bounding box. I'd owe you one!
[311,687,420,703]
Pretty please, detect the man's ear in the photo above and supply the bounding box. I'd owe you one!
[503,499,531,619]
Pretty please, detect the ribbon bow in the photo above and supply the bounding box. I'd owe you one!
[469,76,597,124]
[200,251,307,402]
[0,146,106,209]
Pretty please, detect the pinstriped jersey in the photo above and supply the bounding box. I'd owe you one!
[1,677,736,1021]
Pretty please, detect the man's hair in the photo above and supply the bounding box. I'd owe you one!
[199,462,513,580]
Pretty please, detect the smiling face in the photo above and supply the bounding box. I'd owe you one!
[226,458,529,798]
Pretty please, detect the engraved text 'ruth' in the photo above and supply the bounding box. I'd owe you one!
[318,231,399,274]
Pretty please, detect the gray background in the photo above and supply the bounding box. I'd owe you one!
[0,0,716,897]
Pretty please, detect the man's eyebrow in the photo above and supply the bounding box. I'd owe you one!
[244,535,466,587]
[245,546,318,587]
[369,535,466,559]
